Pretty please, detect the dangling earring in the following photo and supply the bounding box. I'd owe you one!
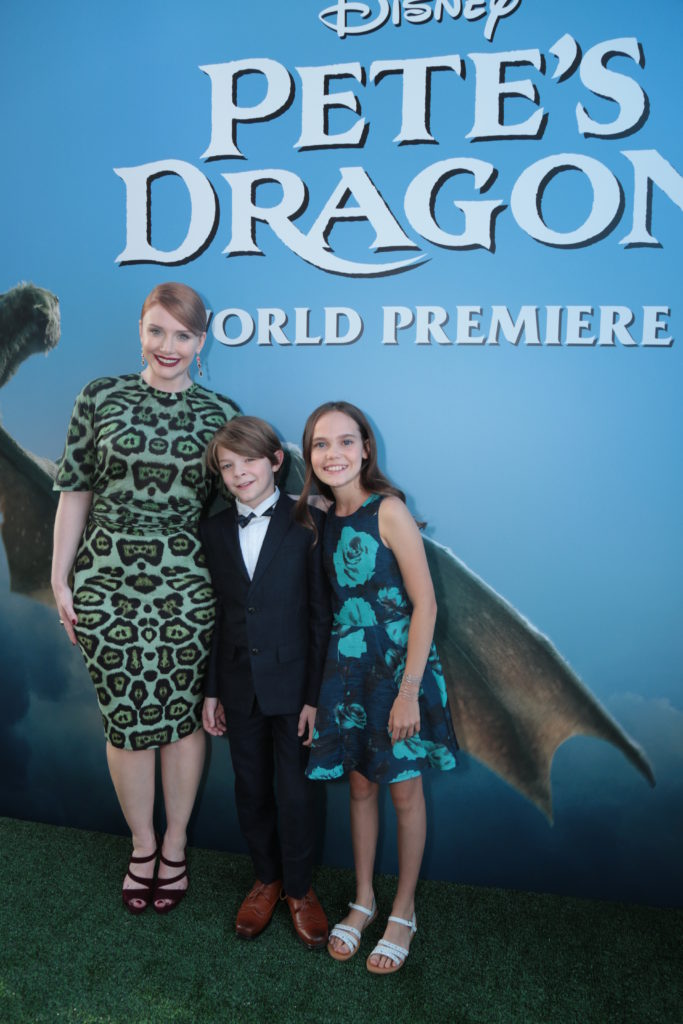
[141,350,146,367]
[196,354,203,378]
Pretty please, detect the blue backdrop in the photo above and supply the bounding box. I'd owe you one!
[1,0,681,907]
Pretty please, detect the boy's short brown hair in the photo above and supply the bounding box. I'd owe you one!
[206,416,283,477]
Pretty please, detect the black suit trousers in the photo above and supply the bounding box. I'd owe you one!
[226,697,315,899]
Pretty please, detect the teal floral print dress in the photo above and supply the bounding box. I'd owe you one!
[306,495,458,784]
[54,374,240,751]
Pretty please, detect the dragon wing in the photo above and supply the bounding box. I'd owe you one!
[0,427,58,605]
[425,536,655,819]
[0,283,61,604]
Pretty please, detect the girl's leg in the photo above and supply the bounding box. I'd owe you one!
[328,770,380,954]
[155,728,206,907]
[368,774,426,970]
[106,743,157,909]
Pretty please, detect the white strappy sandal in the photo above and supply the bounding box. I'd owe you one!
[327,899,378,961]
[366,913,417,974]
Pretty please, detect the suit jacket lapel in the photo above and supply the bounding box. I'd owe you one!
[249,496,291,588]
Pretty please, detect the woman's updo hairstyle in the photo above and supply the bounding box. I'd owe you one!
[140,282,208,337]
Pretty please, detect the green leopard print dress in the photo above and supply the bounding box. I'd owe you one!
[54,374,239,750]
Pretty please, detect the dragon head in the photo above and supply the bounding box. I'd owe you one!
[0,282,61,389]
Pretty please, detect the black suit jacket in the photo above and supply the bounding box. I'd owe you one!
[199,496,331,716]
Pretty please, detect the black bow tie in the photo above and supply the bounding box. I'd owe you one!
[237,503,277,528]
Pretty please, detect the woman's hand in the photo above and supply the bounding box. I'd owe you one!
[51,581,78,645]
[388,696,421,745]
[202,697,227,736]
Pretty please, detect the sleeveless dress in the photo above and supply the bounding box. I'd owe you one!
[306,495,458,784]
[54,374,240,750]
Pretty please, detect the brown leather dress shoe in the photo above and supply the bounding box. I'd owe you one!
[235,879,282,939]
[286,888,328,950]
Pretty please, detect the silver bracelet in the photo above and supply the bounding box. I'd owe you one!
[398,672,421,701]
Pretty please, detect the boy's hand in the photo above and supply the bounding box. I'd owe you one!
[388,697,420,746]
[203,697,227,736]
[297,704,317,747]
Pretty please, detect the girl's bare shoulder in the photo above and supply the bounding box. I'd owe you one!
[377,494,410,520]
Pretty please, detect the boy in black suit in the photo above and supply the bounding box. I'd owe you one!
[199,417,331,948]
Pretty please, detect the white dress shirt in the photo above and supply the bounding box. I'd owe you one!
[235,487,280,579]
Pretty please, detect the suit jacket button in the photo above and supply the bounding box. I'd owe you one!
[251,647,259,655]
[248,606,256,614]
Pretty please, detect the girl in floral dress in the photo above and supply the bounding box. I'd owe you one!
[295,401,457,975]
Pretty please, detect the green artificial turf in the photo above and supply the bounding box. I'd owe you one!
[1,817,680,1024]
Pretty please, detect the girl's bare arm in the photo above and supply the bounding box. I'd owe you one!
[379,496,437,743]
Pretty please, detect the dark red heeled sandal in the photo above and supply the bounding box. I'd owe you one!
[153,853,188,914]
[122,845,159,915]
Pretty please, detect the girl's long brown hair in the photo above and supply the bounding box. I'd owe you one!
[294,401,405,539]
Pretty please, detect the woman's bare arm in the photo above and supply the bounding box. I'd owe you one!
[51,490,93,644]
